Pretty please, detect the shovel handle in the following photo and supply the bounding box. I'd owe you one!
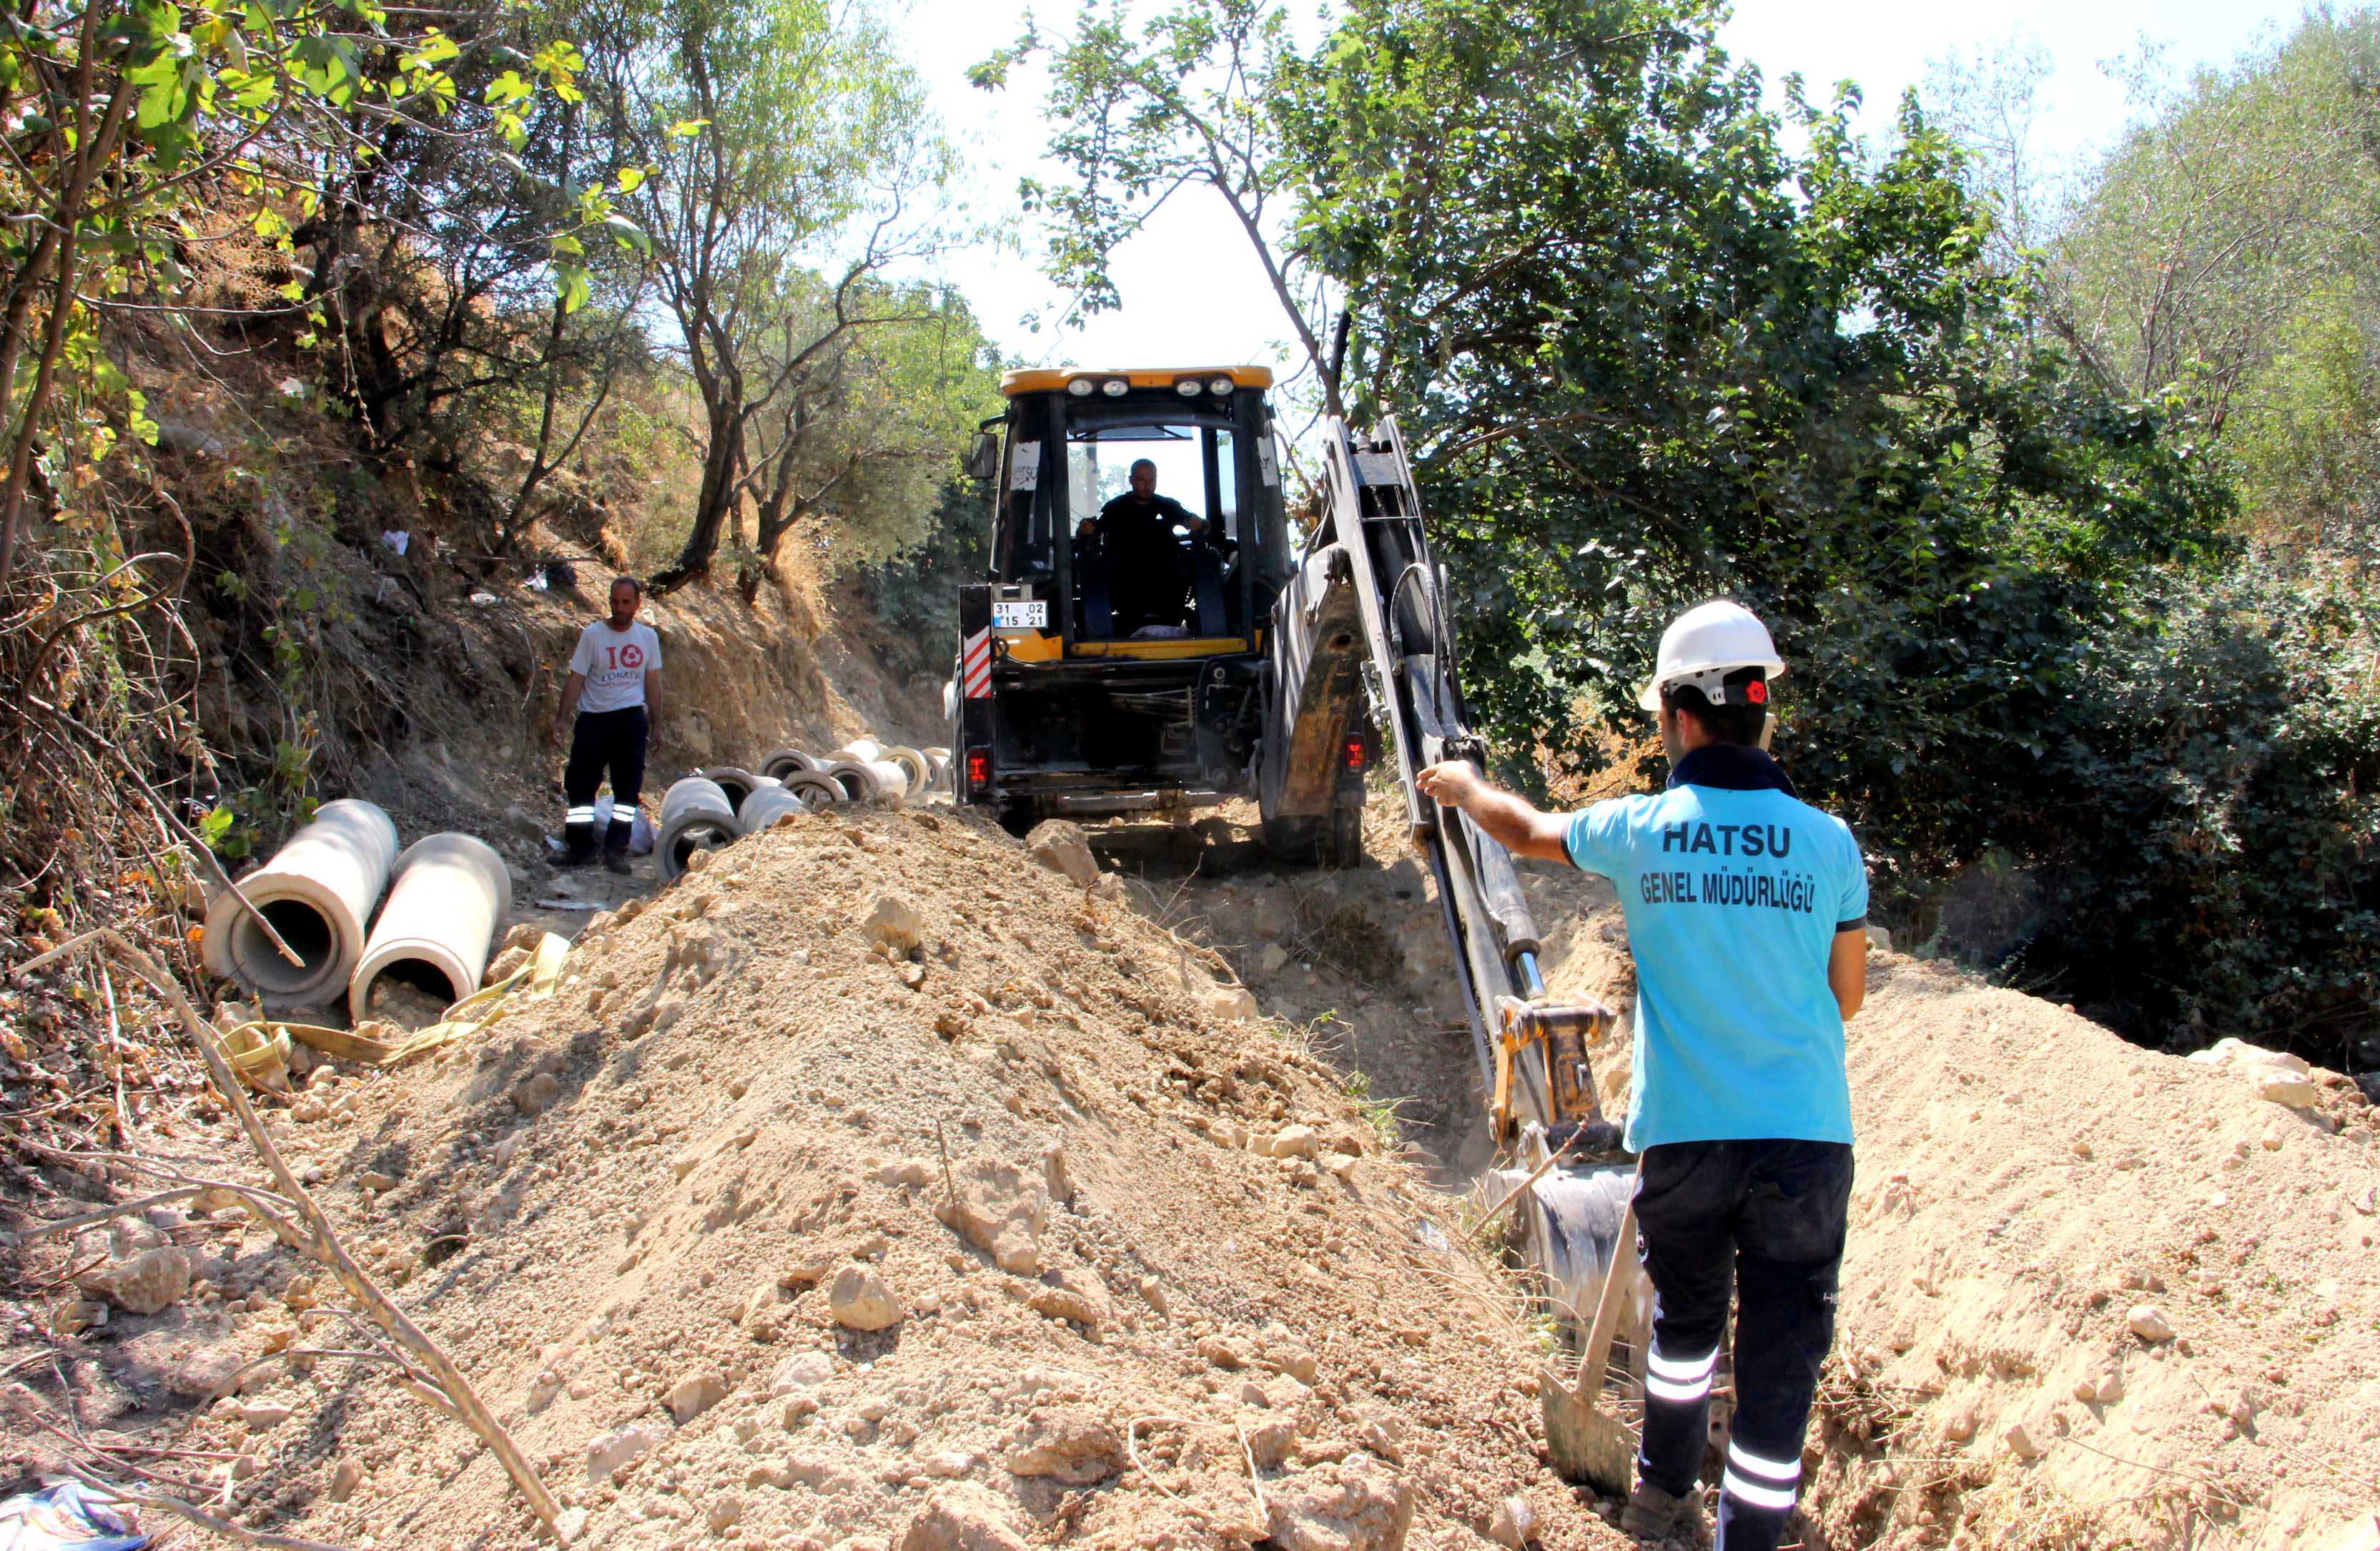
[1572,1199,1639,1401]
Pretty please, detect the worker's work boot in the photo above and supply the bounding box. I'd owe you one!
[1621,1480,1706,1545]
[558,834,598,869]
[602,846,633,877]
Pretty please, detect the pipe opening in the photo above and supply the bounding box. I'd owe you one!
[827,769,873,800]
[234,900,335,996]
[359,957,463,1029]
[668,822,736,873]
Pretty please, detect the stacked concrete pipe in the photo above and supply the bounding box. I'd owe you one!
[737,782,809,832]
[348,833,511,1017]
[828,739,884,765]
[202,799,399,1005]
[779,769,846,808]
[923,746,952,793]
[758,747,819,781]
[823,758,909,803]
[697,766,773,807]
[656,776,741,880]
[879,744,931,799]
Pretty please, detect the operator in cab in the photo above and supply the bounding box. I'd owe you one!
[1416,601,1868,1551]
[1075,458,1204,636]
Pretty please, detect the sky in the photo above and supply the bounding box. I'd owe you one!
[903,0,2316,374]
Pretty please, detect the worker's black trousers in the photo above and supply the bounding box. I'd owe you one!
[1632,1138,1854,1551]
[563,706,647,857]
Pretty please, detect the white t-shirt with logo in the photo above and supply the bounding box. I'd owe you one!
[568,621,662,714]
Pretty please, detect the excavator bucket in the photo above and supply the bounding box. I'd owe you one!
[1519,1165,1636,1330]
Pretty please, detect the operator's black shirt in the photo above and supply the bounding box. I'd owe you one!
[1092,493,1198,568]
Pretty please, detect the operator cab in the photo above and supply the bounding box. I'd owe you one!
[952,367,1293,832]
[974,367,1288,660]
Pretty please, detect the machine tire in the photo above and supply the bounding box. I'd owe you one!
[996,804,1040,839]
[1328,798,1366,868]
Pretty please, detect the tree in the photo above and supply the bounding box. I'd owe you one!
[1920,33,2066,272]
[0,0,617,594]
[1014,0,2380,1052]
[574,0,956,590]
[976,0,1340,413]
[2048,11,2380,550]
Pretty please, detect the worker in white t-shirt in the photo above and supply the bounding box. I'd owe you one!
[552,576,665,872]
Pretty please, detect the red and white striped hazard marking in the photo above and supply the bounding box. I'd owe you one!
[962,629,992,699]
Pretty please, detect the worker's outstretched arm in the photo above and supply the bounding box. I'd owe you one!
[1414,762,1572,865]
[1829,927,1867,1021]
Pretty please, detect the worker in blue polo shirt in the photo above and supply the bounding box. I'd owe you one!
[1417,599,1868,1551]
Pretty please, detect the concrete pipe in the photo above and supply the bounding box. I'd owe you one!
[758,747,819,780]
[697,766,774,807]
[348,833,511,1018]
[779,770,846,807]
[824,758,910,804]
[827,739,884,765]
[657,777,741,881]
[879,744,931,798]
[201,799,398,1005]
[922,746,953,795]
[738,782,809,832]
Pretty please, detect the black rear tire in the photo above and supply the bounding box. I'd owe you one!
[1328,798,1366,868]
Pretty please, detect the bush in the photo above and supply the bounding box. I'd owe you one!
[1989,561,2380,1066]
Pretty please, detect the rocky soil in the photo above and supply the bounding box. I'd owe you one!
[7,804,1618,1551]
[6,794,2376,1551]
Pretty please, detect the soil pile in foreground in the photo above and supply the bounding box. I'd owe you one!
[1534,897,2380,1551]
[148,806,1624,1551]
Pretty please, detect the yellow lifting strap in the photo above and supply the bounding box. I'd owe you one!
[220,931,571,1090]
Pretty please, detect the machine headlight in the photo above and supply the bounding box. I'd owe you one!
[1067,377,1095,396]
[1175,379,1203,397]
[1209,376,1234,395]
[1100,378,1128,397]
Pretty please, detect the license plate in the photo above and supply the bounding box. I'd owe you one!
[992,600,1047,629]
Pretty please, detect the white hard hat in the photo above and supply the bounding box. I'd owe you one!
[1638,599,1786,711]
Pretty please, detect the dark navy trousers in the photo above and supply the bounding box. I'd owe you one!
[563,705,647,855]
[1633,1138,1854,1551]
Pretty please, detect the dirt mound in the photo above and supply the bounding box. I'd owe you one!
[112,806,1626,1551]
[1530,893,2380,1551]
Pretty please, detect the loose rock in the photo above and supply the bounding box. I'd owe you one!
[827,1264,904,1331]
[936,1158,1049,1274]
[1023,820,1100,888]
[902,1483,1033,1551]
[866,895,924,953]
[1003,1407,1125,1484]
[586,1419,670,1484]
[665,1368,729,1423]
[2128,1304,2175,1343]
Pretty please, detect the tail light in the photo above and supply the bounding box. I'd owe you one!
[965,749,991,789]
[1344,736,1367,771]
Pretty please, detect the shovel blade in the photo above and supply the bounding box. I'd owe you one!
[1540,1366,1636,1495]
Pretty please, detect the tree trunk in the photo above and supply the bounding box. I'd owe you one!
[651,403,743,593]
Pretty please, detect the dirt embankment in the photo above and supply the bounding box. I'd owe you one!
[34,806,1619,1551]
[1523,881,2380,1551]
[9,773,2377,1551]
